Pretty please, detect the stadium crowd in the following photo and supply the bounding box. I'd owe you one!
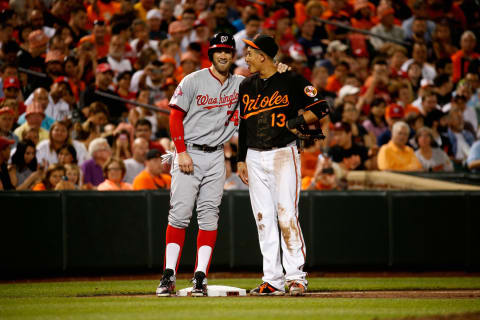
[0,0,480,191]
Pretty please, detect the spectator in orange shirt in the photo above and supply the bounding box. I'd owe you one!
[97,157,133,190]
[33,163,75,190]
[326,61,349,93]
[377,121,422,171]
[451,31,480,83]
[87,0,122,25]
[132,149,171,190]
[78,20,110,59]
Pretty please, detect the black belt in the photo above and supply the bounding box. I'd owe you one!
[249,144,288,151]
[190,144,223,152]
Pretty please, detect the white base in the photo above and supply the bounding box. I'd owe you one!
[176,285,247,297]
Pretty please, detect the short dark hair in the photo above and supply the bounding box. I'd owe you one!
[433,73,450,87]
[58,144,78,164]
[182,8,196,16]
[136,118,152,129]
[1,40,19,54]
[246,14,261,24]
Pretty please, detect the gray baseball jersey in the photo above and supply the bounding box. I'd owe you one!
[169,68,244,146]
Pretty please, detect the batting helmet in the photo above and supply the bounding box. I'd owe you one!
[208,32,236,61]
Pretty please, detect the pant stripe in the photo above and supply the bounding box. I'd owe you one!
[290,147,306,261]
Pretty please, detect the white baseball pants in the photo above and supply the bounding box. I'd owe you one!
[246,144,307,290]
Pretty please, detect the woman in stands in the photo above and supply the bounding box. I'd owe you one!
[97,157,132,191]
[36,121,89,166]
[57,144,78,165]
[8,140,43,190]
[414,127,453,172]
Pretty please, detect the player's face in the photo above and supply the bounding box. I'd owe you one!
[212,50,234,75]
[244,47,262,73]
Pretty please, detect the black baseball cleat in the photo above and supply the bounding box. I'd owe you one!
[249,282,285,296]
[156,268,176,297]
[191,271,208,297]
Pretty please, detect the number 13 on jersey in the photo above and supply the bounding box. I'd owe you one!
[271,113,286,127]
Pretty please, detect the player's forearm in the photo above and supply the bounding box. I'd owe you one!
[237,120,247,162]
[468,159,480,170]
[169,107,187,153]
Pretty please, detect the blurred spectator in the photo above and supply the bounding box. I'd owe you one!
[124,137,148,183]
[132,149,171,189]
[224,156,247,190]
[467,140,480,172]
[301,155,338,190]
[326,60,349,93]
[433,74,454,107]
[431,20,457,61]
[234,14,261,59]
[446,109,475,165]
[2,76,26,116]
[401,0,435,45]
[87,0,121,25]
[451,31,479,84]
[97,157,132,190]
[362,98,388,140]
[111,130,132,160]
[64,163,81,189]
[232,4,257,31]
[369,6,404,51]
[24,79,70,122]
[17,30,48,76]
[81,63,127,123]
[36,121,89,166]
[74,102,110,148]
[9,140,43,190]
[57,144,78,165]
[78,20,110,60]
[0,106,18,144]
[377,121,422,171]
[81,137,111,188]
[301,139,322,178]
[0,136,15,190]
[401,42,436,82]
[14,103,49,143]
[68,5,89,44]
[134,119,165,154]
[414,127,453,172]
[211,0,236,35]
[335,101,374,147]
[33,163,75,191]
[99,34,132,76]
[328,122,372,171]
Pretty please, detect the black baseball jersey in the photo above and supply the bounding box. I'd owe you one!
[237,71,324,161]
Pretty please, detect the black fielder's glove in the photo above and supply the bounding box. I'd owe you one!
[287,116,326,140]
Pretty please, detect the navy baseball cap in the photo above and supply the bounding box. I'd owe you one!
[146,149,162,160]
[243,34,279,59]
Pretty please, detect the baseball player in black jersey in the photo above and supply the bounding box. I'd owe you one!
[237,35,329,296]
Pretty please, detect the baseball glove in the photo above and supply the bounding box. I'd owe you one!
[287,116,326,140]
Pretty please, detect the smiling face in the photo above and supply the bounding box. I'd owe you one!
[212,49,234,75]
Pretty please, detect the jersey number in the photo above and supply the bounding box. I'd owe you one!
[226,110,239,126]
[271,113,286,127]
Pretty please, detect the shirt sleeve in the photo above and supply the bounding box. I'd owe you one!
[169,74,195,113]
[291,73,325,112]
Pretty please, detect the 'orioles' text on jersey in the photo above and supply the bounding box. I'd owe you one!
[238,71,324,152]
[169,68,244,146]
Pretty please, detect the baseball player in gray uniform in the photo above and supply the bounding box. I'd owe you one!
[156,33,243,297]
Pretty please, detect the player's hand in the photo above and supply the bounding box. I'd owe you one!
[178,151,194,174]
[275,62,291,73]
[237,161,248,185]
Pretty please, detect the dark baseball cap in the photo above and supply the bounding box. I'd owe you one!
[146,149,162,160]
[242,34,279,59]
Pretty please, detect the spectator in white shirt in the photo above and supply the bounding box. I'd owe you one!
[124,137,149,183]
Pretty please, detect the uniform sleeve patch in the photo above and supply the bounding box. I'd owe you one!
[304,86,317,97]
[173,86,183,97]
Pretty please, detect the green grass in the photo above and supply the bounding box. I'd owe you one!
[1,278,480,320]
